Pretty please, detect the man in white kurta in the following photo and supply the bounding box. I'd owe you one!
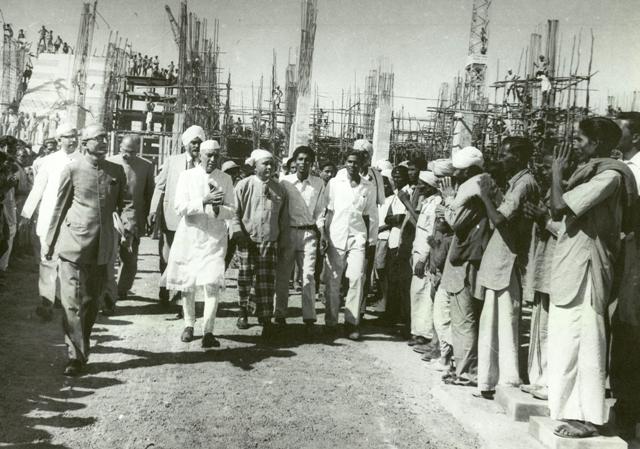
[275,146,326,328]
[548,117,633,438]
[324,151,378,340]
[19,124,79,320]
[164,140,235,348]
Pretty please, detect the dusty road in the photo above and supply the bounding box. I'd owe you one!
[0,237,481,449]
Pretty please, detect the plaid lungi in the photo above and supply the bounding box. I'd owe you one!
[237,240,278,318]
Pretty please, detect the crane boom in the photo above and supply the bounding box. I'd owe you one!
[165,5,180,48]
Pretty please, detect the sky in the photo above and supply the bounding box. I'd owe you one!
[3,0,640,116]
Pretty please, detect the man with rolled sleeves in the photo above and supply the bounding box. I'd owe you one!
[104,134,155,312]
[46,124,128,376]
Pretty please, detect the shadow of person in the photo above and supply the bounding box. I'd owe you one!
[86,344,297,373]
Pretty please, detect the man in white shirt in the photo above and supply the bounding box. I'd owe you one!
[19,124,79,320]
[323,150,378,340]
[275,146,326,331]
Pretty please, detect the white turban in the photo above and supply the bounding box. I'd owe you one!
[398,160,410,168]
[56,122,77,138]
[81,123,106,141]
[181,125,205,147]
[352,139,373,154]
[431,159,455,177]
[380,168,392,180]
[419,170,439,188]
[221,160,239,173]
[375,159,393,172]
[452,146,484,169]
[200,139,220,151]
[246,149,273,166]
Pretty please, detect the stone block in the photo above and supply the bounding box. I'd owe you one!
[495,385,549,422]
[529,417,628,449]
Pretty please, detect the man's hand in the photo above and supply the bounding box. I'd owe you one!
[523,201,548,225]
[148,211,156,228]
[232,230,250,246]
[203,190,224,206]
[397,190,410,204]
[439,177,456,205]
[413,260,425,278]
[553,140,572,178]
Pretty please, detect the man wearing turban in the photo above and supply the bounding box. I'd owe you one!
[150,125,205,307]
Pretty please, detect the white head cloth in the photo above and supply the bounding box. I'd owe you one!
[181,125,205,146]
[246,149,273,166]
[419,170,439,188]
[56,122,77,138]
[375,159,393,172]
[452,146,484,169]
[352,139,373,154]
[398,160,410,168]
[431,159,455,177]
[380,168,392,180]
[200,139,220,151]
[221,160,239,172]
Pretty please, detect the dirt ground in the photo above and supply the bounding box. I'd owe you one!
[0,237,485,449]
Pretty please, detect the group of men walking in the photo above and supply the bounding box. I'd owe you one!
[6,113,640,441]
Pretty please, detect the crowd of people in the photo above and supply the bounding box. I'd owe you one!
[1,113,639,441]
[129,53,177,82]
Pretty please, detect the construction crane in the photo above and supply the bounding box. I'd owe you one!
[165,5,180,48]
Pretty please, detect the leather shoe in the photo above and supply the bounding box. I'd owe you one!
[236,316,249,330]
[202,332,220,348]
[181,326,194,342]
[407,336,429,346]
[344,323,361,341]
[413,343,436,354]
[63,359,83,377]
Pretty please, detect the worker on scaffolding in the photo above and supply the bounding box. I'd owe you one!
[37,25,47,53]
[3,24,13,42]
[54,35,63,53]
[272,86,283,110]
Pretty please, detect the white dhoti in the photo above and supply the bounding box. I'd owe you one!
[410,275,434,340]
[548,273,607,425]
[477,268,521,391]
[528,291,549,388]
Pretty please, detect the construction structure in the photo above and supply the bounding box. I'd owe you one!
[0,23,30,112]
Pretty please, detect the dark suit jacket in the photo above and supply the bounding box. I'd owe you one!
[107,154,154,237]
[46,155,126,266]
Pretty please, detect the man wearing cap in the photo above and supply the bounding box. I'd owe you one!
[165,139,235,348]
[20,124,79,320]
[232,148,289,338]
[45,124,128,376]
[104,134,155,311]
[221,160,241,185]
[150,125,205,305]
[409,165,449,350]
[275,146,326,331]
[431,150,496,386]
[324,149,378,340]
[475,137,539,398]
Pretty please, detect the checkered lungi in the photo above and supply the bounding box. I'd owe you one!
[237,240,278,319]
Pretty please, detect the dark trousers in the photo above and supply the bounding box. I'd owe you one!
[610,311,640,427]
[225,236,237,269]
[158,228,175,302]
[385,247,412,326]
[59,258,106,364]
[450,286,482,380]
[117,236,140,297]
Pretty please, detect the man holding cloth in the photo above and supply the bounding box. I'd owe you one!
[104,134,155,311]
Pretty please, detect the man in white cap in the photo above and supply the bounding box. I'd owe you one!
[475,137,539,399]
[103,134,155,312]
[221,160,241,185]
[149,125,205,306]
[232,148,289,339]
[323,149,378,340]
[20,123,79,321]
[433,148,495,387]
[275,145,326,332]
[45,123,129,376]
[164,139,235,348]
[409,169,446,350]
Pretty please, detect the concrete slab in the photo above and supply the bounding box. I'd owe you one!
[529,417,628,449]
[495,385,550,422]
